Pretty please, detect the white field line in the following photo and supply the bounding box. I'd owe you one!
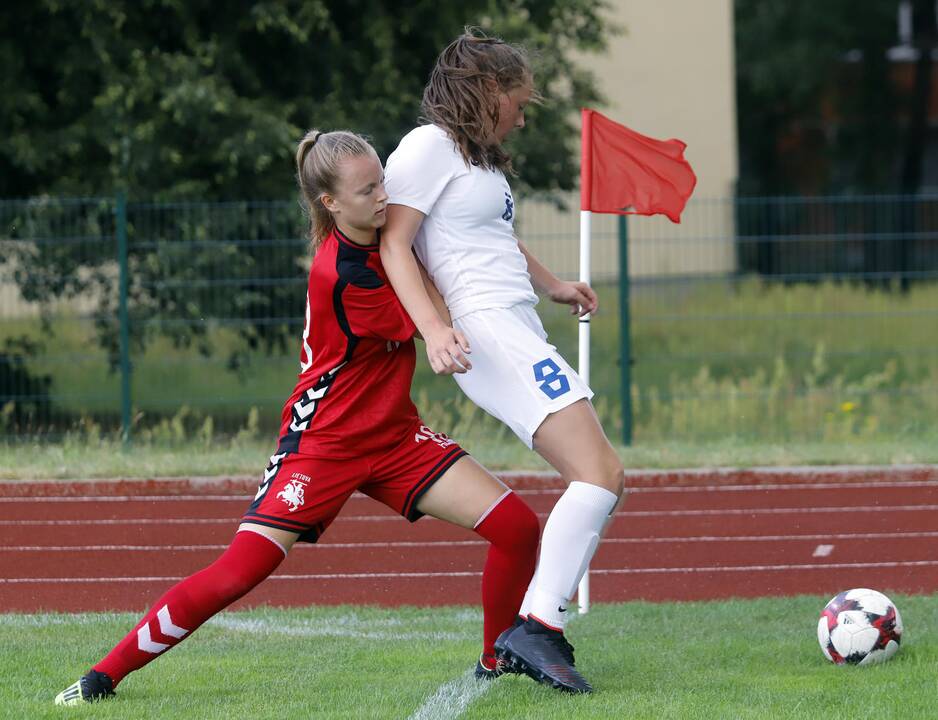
[215,614,490,720]
[5,502,938,526]
[208,615,473,642]
[0,612,137,627]
[6,478,938,503]
[0,611,480,642]
[7,530,938,553]
[407,668,491,720]
[6,559,938,585]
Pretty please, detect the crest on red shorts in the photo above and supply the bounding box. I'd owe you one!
[277,479,306,512]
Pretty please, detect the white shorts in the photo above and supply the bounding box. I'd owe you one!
[453,303,593,448]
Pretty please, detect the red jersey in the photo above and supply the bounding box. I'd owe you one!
[277,227,418,458]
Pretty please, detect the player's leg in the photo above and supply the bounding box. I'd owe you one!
[414,455,539,677]
[363,430,539,680]
[448,306,621,691]
[522,398,624,626]
[54,523,295,705]
[495,399,623,693]
[54,448,359,706]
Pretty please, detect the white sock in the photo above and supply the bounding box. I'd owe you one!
[524,481,618,630]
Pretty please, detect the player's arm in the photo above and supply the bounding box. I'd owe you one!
[416,253,452,328]
[517,239,599,318]
[380,204,470,373]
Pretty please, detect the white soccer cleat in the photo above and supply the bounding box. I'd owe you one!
[54,670,115,706]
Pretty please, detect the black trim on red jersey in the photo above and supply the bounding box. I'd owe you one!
[279,228,395,453]
[332,280,360,364]
[403,447,468,521]
[278,432,301,455]
[279,362,347,453]
[334,225,380,251]
[336,240,384,289]
[333,240,377,363]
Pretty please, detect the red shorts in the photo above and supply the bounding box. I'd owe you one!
[242,421,467,543]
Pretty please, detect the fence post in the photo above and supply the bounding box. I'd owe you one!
[618,215,633,446]
[116,192,132,444]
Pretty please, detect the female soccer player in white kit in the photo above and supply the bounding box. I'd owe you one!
[380,30,625,694]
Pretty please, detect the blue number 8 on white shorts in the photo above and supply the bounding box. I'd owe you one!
[452,303,593,448]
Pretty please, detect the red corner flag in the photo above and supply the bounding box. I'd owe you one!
[580,108,697,223]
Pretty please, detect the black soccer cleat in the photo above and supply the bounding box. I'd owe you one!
[494,617,592,694]
[54,669,116,706]
[474,653,508,680]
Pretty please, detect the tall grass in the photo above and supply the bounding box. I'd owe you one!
[3,278,938,445]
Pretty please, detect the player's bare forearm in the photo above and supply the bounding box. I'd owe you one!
[517,239,563,295]
[380,208,449,336]
[417,256,452,327]
[382,204,472,374]
[518,238,599,316]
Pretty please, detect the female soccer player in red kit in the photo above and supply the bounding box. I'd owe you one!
[55,130,539,705]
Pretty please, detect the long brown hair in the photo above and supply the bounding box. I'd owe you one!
[421,29,535,173]
[295,129,375,253]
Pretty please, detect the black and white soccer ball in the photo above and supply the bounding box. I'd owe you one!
[817,588,903,665]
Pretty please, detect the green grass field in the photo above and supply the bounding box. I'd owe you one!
[7,597,935,719]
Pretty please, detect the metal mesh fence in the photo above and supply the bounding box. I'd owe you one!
[2,194,937,444]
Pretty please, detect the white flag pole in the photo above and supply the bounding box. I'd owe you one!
[577,207,592,615]
[576,108,593,615]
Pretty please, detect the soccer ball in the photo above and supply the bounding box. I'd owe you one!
[817,588,903,666]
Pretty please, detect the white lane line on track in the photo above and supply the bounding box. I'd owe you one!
[6,478,938,503]
[1,541,487,551]
[526,479,938,494]
[0,571,481,584]
[6,559,938,584]
[407,669,490,720]
[5,503,938,526]
[608,504,938,516]
[7,530,938,552]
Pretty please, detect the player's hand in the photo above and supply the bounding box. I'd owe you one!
[424,325,472,375]
[548,280,599,317]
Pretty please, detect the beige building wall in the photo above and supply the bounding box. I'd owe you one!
[519,0,739,280]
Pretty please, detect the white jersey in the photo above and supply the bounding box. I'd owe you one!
[384,124,538,321]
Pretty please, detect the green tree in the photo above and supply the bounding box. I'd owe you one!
[0,1,611,378]
[1,0,607,200]
[735,0,903,195]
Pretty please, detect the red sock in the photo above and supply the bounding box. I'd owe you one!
[93,530,285,686]
[473,491,539,659]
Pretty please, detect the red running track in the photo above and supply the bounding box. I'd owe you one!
[2,467,938,612]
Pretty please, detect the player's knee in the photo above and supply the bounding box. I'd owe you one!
[609,461,626,499]
[505,493,540,553]
[477,492,540,556]
[573,448,625,498]
[203,532,283,603]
